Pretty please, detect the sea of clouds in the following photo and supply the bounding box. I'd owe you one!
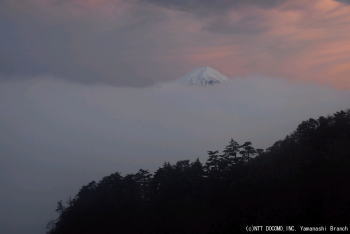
[1,76,349,234]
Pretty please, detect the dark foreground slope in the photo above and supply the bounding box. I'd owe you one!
[48,110,350,234]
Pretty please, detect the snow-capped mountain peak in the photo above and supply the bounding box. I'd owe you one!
[177,66,229,86]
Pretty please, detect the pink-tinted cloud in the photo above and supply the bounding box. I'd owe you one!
[1,0,350,89]
[179,0,350,89]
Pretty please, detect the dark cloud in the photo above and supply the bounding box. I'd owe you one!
[141,0,285,15]
[335,0,350,4]
[202,14,267,35]
[138,0,286,35]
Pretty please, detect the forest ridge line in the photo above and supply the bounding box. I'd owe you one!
[48,110,350,234]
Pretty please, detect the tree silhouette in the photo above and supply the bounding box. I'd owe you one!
[223,138,240,165]
[239,141,256,162]
[205,150,220,174]
[48,109,350,234]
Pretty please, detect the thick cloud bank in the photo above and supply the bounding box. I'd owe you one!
[0,76,349,234]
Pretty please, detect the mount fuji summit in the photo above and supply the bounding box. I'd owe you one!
[177,66,229,86]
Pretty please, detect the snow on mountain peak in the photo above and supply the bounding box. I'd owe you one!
[177,66,229,86]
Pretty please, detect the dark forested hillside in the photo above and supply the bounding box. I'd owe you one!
[48,110,350,234]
